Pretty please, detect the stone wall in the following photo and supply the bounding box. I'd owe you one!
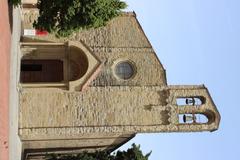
[19,86,169,130]
[19,86,220,139]
[19,10,220,158]
[22,11,167,87]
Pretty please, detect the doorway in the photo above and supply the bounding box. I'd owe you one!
[20,60,64,83]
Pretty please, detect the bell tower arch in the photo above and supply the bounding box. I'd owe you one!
[167,85,220,132]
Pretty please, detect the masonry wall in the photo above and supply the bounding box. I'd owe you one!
[19,85,220,141]
[19,10,220,158]
[22,11,167,87]
[19,87,169,130]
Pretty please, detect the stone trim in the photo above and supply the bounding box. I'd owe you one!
[91,46,154,53]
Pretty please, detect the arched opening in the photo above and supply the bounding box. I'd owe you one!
[195,114,209,123]
[20,43,89,86]
[20,41,101,91]
[178,113,209,124]
[69,47,89,81]
[176,97,205,106]
[179,114,194,124]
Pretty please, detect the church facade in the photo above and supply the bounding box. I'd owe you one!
[19,10,220,160]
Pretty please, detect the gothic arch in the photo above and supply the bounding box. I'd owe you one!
[20,41,101,91]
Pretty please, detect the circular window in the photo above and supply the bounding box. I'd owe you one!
[115,61,135,80]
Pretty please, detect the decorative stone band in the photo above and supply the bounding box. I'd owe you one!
[19,123,218,141]
[91,46,154,54]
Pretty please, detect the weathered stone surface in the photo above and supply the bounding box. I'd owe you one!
[22,11,166,87]
[19,10,220,159]
[19,86,220,137]
[20,87,167,128]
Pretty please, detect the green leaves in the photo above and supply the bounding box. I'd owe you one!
[46,143,151,160]
[33,0,127,37]
[46,151,113,160]
[8,0,21,6]
[114,144,152,160]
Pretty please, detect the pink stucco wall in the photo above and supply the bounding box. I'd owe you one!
[0,0,10,160]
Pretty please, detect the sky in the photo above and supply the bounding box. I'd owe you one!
[119,0,240,160]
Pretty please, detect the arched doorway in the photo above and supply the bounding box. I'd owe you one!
[20,41,101,91]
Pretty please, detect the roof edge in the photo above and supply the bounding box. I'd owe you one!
[120,11,136,17]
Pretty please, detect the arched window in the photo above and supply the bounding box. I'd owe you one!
[195,114,209,123]
[178,114,209,124]
[176,97,205,106]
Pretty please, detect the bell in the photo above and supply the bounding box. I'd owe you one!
[185,98,195,105]
[183,114,196,123]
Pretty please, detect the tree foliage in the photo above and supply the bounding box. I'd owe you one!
[46,144,151,160]
[114,144,151,160]
[8,0,21,6]
[46,151,113,160]
[33,0,127,37]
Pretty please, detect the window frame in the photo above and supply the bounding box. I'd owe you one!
[112,59,137,81]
